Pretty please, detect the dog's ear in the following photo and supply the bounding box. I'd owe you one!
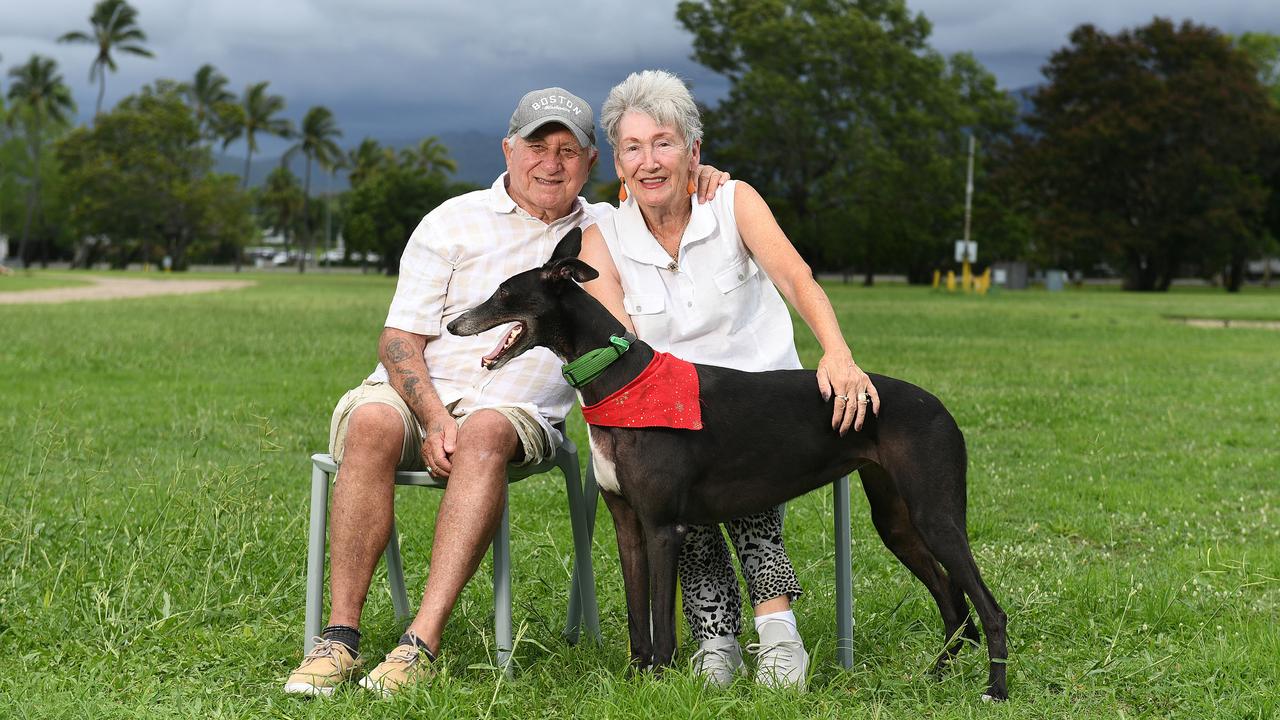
[550,227,583,262]
[545,257,599,284]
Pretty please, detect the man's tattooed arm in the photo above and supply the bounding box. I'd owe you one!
[379,327,446,426]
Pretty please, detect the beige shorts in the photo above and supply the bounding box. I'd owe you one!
[327,380,553,471]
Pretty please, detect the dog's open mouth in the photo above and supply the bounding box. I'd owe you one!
[481,322,525,368]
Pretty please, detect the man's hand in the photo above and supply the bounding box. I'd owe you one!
[693,163,730,203]
[422,408,458,478]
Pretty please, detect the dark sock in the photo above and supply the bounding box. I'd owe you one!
[321,624,361,654]
[398,631,436,660]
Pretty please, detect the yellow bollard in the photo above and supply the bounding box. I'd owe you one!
[932,269,941,289]
[961,261,972,293]
[946,270,956,292]
[977,268,991,295]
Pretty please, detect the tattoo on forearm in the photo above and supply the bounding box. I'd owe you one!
[385,338,413,363]
[402,376,420,401]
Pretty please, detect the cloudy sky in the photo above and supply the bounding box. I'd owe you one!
[3,0,1278,158]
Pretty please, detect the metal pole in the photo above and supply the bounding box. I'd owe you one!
[962,134,975,291]
[964,134,975,244]
[835,475,854,668]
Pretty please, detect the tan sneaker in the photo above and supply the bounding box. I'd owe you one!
[358,641,436,697]
[283,638,362,696]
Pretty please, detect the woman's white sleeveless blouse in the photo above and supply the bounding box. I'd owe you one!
[595,180,802,372]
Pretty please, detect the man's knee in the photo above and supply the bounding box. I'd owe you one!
[455,409,519,465]
[342,402,405,463]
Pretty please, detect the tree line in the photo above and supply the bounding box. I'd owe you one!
[4,0,1279,290]
[680,1,1280,291]
[1,0,467,273]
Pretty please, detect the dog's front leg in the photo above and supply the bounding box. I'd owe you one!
[643,521,686,671]
[601,490,652,670]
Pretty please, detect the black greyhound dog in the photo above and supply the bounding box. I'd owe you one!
[448,229,1008,700]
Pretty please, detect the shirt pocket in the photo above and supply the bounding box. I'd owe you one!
[623,293,665,316]
[713,255,757,293]
[623,292,668,344]
[712,256,764,332]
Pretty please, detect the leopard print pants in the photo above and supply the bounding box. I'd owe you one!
[678,505,803,641]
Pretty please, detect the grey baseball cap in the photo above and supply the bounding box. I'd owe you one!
[508,87,596,149]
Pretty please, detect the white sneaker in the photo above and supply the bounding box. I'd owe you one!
[747,619,809,690]
[689,635,745,688]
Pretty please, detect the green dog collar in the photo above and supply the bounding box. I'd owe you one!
[562,333,634,388]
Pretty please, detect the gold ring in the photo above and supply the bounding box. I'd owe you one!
[835,394,849,402]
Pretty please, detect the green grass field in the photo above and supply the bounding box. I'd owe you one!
[1,272,1276,719]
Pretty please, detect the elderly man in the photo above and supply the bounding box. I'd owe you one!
[285,87,723,697]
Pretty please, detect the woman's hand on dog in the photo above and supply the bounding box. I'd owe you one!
[817,352,880,435]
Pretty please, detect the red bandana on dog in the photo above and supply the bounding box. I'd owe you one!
[580,352,703,430]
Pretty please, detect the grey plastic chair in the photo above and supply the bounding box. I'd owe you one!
[305,432,601,676]
[572,472,856,668]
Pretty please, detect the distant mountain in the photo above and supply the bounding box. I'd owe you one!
[1006,84,1042,135]
[1010,84,1039,116]
[435,130,507,185]
[215,129,505,193]
[212,153,349,192]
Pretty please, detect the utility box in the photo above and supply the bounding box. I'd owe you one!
[993,261,1028,290]
[1045,269,1067,292]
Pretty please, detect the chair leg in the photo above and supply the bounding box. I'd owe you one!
[493,486,514,677]
[834,475,855,669]
[584,457,599,539]
[305,464,331,654]
[562,449,601,645]
[564,469,582,644]
[384,515,411,625]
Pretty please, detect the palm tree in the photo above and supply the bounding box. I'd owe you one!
[345,137,386,187]
[260,166,304,257]
[284,106,343,272]
[222,81,293,190]
[58,0,154,116]
[6,56,75,268]
[181,63,234,143]
[400,136,458,177]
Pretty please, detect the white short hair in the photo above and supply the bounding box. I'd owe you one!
[601,70,703,152]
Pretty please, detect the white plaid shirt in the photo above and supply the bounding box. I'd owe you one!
[368,173,612,444]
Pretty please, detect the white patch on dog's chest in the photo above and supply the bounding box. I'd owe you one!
[587,428,621,495]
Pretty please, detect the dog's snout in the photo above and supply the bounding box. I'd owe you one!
[446,313,476,336]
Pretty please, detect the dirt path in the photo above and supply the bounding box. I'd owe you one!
[0,276,255,305]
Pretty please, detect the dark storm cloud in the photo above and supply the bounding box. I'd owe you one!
[3,0,1277,157]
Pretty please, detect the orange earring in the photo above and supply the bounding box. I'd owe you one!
[618,182,628,202]
[687,178,696,195]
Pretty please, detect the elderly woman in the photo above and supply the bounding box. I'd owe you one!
[579,70,880,689]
